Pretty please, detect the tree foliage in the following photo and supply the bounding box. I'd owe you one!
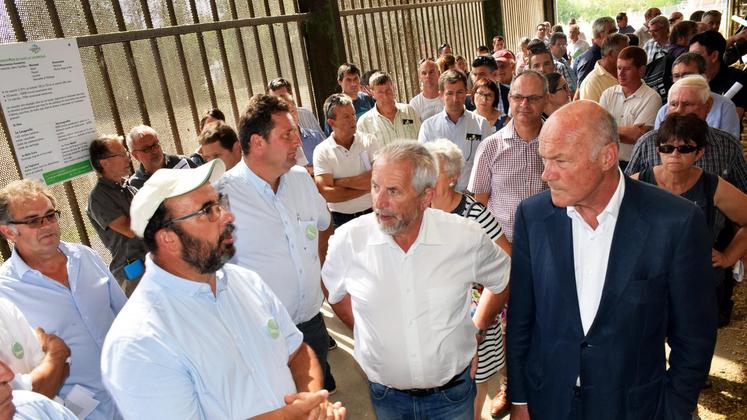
[556,0,680,24]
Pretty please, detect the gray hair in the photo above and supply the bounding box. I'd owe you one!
[672,52,706,74]
[126,124,158,151]
[590,107,620,159]
[423,139,464,179]
[669,75,711,104]
[323,93,354,120]
[512,69,549,95]
[0,179,57,229]
[649,15,669,29]
[438,69,468,91]
[369,71,393,88]
[374,141,438,195]
[592,16,615,39]
[601,33,629,56]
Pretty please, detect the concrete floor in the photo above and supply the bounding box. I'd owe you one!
[321,304,509,419]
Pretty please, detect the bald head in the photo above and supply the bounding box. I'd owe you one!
[544,101,619,157]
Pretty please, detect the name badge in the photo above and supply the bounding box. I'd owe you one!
[402,119,414,125]
[466,133,482,142]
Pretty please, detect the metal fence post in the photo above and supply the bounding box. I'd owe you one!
[482,0,504,45]
[297,0,347,121]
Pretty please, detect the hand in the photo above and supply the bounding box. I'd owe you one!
[470,352,478,380]
[34,328,71,362]
[283,390,329,420]
[317,401,346,420]
[0,382,14,420]
[712,249,734,268]
[510,404,531,420]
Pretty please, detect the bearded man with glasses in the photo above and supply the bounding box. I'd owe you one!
[0,179,127,420]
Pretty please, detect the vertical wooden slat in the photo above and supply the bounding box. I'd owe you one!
[359,0,374,71]
[262,0,283,79]
[165,1,201,131]
[227,0,255,102]
[44,0,91,247]
[425,1,438,57]
[414,0,428,58]
[111,0,150,126]
[277,0,303,107]
[339,2,353,63]
[295,20,317,111]
[188,0,218,107]
[245,0,269,91]
[209,0,240,121]
[391,0,410,97]
[353,2,366,68]
[375,1,391,74]
[138,0,184,154]
[79,0,125,137]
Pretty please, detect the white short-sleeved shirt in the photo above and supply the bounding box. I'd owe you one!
[322,209,510,389]
[356,103,421,145]
[409,93,444,122]
[0,297,44,391]
[101,257,302,419]
[418,109,493,191]
[599,83,661,161]
[313,133,380,214]
[217,162,330,324]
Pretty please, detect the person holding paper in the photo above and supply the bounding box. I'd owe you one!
[0,179,127,420]
[313,93,380,228]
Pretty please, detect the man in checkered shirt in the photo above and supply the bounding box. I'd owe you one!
[468,70,548,242]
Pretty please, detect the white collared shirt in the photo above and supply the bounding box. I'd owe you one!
[322,209,510,389]
[0,297,44,391]
[313,132,381,214]
[101,257,302,419]
[567,170,626,334]
[418,109,493,191]
[356,102,421,145]
[217,162,331,324]
[599,83,661,161]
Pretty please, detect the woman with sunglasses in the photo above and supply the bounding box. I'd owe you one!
[543,72,571,118]
[472,77,508,133]
[631,114,747,288]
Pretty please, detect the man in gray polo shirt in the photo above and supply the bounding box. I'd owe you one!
[418,70,493,191]
[87,135,147,296]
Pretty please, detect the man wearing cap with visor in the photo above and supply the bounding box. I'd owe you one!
[100,160,346,419]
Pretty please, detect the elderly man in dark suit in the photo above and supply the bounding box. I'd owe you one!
[507,100,717,419]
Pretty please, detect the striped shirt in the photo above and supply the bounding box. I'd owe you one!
[454,194,505,240]
[468,120,547,241]
[554,57,578,94]
[643,40,666,65]
[356,102,421,145]
[624,127,747,194]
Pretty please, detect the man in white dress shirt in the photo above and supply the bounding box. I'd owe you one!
[357,72,421,144]
[322,141,510,420]
[217,94,337,392]
[418,70,492,191]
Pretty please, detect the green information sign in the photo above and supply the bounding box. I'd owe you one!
[42,160,93,185]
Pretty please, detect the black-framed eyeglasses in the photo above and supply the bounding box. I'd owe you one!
[550,84,569,94]
[510,94,545,103]
[102,151,131,160]
[8,210,61,228]
[658,144,699,154]
[135,141,161,153]
[162,194,230,227]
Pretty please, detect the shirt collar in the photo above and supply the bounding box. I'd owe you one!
[237,160,286,197]
[368,208,443,248]
[8,241,77,280]
[440,108,466,124]
[144,253,226,298]
[566,168,626,226]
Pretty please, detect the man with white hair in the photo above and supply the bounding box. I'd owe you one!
[574,16,617,84]
[101,160,345,419]
[127,125,197,189]
[323,141,510,419]
[626,75,747,193]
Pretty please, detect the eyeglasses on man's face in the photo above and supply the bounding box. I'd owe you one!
[135,141,161,154]
[162,194,230,227]
[8,210,61,228]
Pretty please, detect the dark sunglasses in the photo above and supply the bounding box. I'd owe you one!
[658,144,699,154]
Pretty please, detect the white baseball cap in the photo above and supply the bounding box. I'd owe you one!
[130,159,226,237]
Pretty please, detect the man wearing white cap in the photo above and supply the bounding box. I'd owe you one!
[101,160,346,419]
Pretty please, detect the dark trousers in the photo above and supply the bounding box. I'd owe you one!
[296,312,336,390]
[331,208,372,229]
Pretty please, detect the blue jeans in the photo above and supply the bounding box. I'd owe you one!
[368,367,475,420]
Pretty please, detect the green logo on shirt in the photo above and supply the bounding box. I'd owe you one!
[267,318,280,339]
[11,342,23,359]
[305,224,318,240]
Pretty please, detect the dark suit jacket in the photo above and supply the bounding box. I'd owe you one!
[507,176,717,420]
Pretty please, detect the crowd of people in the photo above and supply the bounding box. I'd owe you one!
[0,6,746,420]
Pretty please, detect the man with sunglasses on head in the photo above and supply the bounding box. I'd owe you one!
[101,160,345,419]
[87,135,147,297]
[468,70,548,243]
[0,179,127,420]
[126,125,198,190]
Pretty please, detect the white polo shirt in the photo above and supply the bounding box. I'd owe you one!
[322,209,510,389]
[357,103,421,145]
[409,93,444,122]
[599,83,661,161]
[313,133,380,214]
[0,297,44,391]
[418,109,493,191]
